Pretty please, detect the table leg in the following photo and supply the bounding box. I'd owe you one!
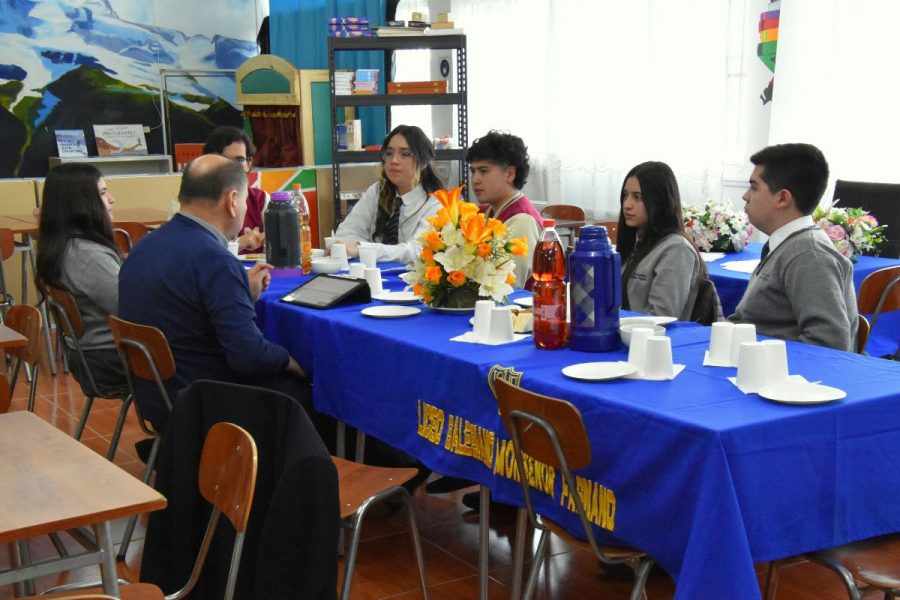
[479,484,490,600]
[21,234,56,376]
[11,540,36,596]
[95,521,120,597]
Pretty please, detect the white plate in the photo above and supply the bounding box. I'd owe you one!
[426,305,476,314]
[561,361,639,382]
[620,315,677,326]
[361,306,421,319]
[513,297,533,308]
[372,291,421,304]
[758,381,847,404]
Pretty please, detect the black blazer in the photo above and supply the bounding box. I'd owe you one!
[140,379,340,600]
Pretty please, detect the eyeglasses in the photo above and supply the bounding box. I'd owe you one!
[232,156,250,166]
[381,149,415,161]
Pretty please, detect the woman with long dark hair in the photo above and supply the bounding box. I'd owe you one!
[36,163,127,393]
[332,124,445,263]
[617,161,719,321]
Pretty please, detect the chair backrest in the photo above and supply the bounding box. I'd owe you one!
[541,204,586,222]
[0,372,10,414]
[833,180,900,258]
[107,315,176,416]
[172,422,258,600]
[0,228,14,262]
[857,314,870,354]
[857,265,900,331]
[4,305,42,366]
[43,283,85,339]
[113,221,150,254]
[595,220,618,244]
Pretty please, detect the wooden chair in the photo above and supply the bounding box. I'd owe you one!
[107,315,176,561]
[857,265,900,356]
[22,422,258,600]
[541,204,586,247]
[0,228,14,319]
[0,372,9,414]
[42,285,132,459]
[113,221,150,255]
[492,378,653,600]
[857,315,870,355]
[595,220,619,244]
[5,305,41,412]
[332,456,430,600]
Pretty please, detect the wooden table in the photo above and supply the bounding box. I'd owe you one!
[0,411,166,595]
[0,323,27,349]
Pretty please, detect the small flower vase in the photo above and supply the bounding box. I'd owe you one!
[430,285,480,309]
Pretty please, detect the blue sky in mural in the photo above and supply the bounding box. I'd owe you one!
[1,0,260,112]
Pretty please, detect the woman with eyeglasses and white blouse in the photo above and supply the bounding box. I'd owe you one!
[331,124,444,263]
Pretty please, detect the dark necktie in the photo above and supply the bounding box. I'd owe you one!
[384,197,401,245]
[760,242,770,262]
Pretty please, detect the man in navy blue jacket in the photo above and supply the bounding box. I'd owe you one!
[120,154,312,432]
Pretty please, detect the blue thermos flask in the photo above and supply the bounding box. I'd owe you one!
[569,225,622,351]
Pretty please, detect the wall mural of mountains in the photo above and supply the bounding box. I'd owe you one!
[0,0,261,177]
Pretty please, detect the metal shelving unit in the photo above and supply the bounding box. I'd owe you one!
[327,34,468,224]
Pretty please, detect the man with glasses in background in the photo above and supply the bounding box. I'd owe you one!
[203,125,268,254]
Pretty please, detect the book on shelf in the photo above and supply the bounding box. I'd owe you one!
[328,23,368,31]
[54,129,89,158]
[406,20,429,29]
[423,28,463,36]
[373,26,426,37]
[92,124,148,157]
[329,16,369,24]
[387,81,448,94]
[330,30,373,37]
[429,21,456,29]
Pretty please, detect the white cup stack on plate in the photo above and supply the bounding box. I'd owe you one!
[626,326,656,375]
[363,267,383,296]
[735,342,770,392]
[488,305,515,344]
[330,243,349,270]
[642,336,675,379]
[707,321,735,364]
[348,262,366,278]
[472,299,494,342]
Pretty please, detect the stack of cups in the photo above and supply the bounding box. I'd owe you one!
[642,336,674,379]
[729,324,757,367]
[363,267,383,296]
[472,300,515,344]
[735,339,790,392]
[707,322,735,364]
[627,327,656,375]
[349,263,366,279]
[359,245,378,269]
[331,243,350,270]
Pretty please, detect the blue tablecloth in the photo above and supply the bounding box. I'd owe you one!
[709,242,900,357]
[257,265,900,600]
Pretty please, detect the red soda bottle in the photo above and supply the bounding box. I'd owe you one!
[532,219,568,349]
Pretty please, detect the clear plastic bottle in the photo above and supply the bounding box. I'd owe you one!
[532,218,568,349]
[292,184,312,275]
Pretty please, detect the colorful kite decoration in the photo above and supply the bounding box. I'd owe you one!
[758,0,779,104]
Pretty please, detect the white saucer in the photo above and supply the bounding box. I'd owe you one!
[758,381,846,404]
[361,305,421,319]
[561,361,638,382]
[513,297,533,308]
[372,291,421,304]
[620,315,677,326]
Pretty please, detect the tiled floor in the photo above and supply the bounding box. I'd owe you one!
[0,350,886,599]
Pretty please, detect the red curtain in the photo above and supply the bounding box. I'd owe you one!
[245,106,302,167]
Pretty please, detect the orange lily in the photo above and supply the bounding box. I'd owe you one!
[420,247,436,265]
[486,218,508,238]
[425,265,443,283]
[476,242,492,258]
[430,186,465,226]
[507,236,528,256]
[460,213,494,245]
[423,230,445,252]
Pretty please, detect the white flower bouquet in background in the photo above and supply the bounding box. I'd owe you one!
[683,199,754,252]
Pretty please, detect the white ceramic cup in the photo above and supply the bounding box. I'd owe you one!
[627,327,655,374]
[348,262,366,279]
[487,305,515,343]
[227,240,240,257]
[363,267,383,296]
[324,236,336,250]
[311,248,325,259]
[642,335,674,379]
[708,321,735,363]
[359,246,378,269]
[736,341,769,391]
[473,300,495,342]
[330,243,349,270]
[762,339,789,385]
[729,323,757,367]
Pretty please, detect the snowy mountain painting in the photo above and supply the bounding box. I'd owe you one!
[0,0,261,176]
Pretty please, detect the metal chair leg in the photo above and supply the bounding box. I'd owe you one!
[26,363,38,413]
[629,557,654,600]
[105,395,133,461]
[74,395,95,440]
[764,559,782,599]
[511,507,528,600]
[521,529,550,600]
[808,555,863,600]
[399,486,430,600]
[117,433,162,561]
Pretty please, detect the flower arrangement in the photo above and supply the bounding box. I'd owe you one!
[812,204,886,262]
[401,186,528,308]
[682,199,754,252]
